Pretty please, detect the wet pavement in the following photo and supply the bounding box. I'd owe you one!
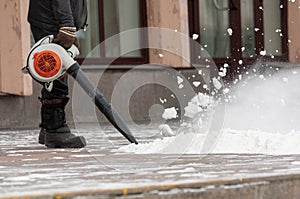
[1,124,300,198]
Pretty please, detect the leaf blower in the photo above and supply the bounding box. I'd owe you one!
[22,35,138,144]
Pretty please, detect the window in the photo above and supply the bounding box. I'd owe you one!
[77,0,148,65]
[188,0,288,78]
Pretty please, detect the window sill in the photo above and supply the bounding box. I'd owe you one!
[0,93,9,96]
[80,64,172,70]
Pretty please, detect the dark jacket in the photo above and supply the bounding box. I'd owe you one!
[28,0,87,34]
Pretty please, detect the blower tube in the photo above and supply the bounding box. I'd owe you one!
[67,63,138,144]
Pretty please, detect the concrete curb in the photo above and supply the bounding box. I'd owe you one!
[3,173,300,199]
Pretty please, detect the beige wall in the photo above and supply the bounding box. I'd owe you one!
[0,0,32,96]
[288,1,300,63]
[146,0,190,67]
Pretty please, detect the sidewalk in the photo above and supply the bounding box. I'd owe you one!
[1,125,300,198]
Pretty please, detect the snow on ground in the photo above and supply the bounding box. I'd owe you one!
[117,129,300,155]
[116,66,300,155]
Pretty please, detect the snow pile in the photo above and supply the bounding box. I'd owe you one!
[117,129,300,155]
[116,65,300,155]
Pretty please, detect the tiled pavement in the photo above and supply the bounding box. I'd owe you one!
[1,125,300,198]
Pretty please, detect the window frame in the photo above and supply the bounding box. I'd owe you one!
[77,0,149,65]
[188,0,288,79]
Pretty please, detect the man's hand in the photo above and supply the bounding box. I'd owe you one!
[53,27,79,49]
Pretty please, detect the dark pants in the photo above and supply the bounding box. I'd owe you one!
[30,25,69,99]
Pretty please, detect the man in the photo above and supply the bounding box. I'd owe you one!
[28,0,88,148]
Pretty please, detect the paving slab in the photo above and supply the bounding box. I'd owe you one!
[1,125,300,198]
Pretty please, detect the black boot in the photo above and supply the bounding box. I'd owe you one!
[38,128,46,145]
[39,98,86,148]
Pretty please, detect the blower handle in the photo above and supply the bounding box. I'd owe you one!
[67,63,138,144]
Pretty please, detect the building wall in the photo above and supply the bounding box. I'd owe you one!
[0,67,208,129]
[146,0,190,67]
[0,1,299,129]
[288,0,300,63]
[0,0,32,96]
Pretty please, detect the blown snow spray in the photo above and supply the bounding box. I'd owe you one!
[23,35,138,144]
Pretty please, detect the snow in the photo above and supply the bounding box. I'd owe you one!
[162,107,178,120]
[282,77,288,82]
[212,77,222,90]
[184,102,203,118]
[159,124,175,137]
[183,93,213,118]
[227,28,233,36]
[203,84,208,89]
[177,76,185,89]
[116,66,300,155]
[260,50,267,56]
[177,76,184,84]
[192,34,199,40]
[219,67,227,77]
[117,129,300,155]
[223,68,300,133]
[223,88,230,94]
[160,98,167,104]
[193,81,201,87]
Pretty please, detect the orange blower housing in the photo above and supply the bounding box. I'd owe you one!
[23,35,79,91]
[33,50,62,78]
